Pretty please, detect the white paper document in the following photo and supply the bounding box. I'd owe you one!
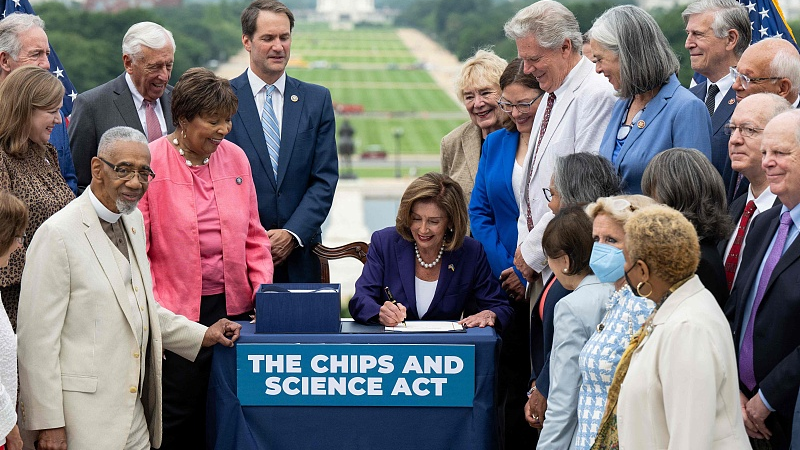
[385,321,465,332]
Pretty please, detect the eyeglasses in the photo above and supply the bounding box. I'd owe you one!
[542,187,553,202]
[14,234,25,245]
[498,92,545,114]
[730,66,782,90]
[99,158,156,183]
[724,123,764,138]
[617,107,645,141]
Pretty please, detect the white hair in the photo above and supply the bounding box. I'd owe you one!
[770,47,800,95]
[0,13,45,60]
[121,21,175,59]
[98,126,148,158]
[504,0,581,53]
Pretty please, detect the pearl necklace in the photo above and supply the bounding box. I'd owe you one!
[173,137,208,166]
[415,242,444,268]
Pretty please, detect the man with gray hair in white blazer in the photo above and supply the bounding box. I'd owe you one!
[16,127,240,450]
[504,0,616,435]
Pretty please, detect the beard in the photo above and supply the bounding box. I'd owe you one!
[116,197,139,215]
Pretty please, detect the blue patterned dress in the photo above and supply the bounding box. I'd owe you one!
[573,285,655,449]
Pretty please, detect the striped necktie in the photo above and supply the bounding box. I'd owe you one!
[705,83,719,117]
[144,100,161,143]
[261,84,281,179]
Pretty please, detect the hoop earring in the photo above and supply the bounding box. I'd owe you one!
[636,281,653,299]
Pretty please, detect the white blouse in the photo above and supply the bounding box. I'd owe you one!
[0,292,17,444]
[414,277,438,318]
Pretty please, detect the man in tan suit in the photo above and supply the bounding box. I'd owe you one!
[16,127,241,450]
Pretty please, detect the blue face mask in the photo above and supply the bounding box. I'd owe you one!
[589,242,626,283]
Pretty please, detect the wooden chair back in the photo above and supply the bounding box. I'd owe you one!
[312,241,369,283]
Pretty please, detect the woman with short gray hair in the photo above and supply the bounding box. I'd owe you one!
[588,5,712,194]
[520,153,621,281]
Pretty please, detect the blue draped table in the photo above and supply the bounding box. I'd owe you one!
[207,321,501,450]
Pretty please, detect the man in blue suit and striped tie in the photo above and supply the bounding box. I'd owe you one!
[227,0,338,283]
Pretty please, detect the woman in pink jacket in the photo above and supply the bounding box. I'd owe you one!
[139,67,273,450]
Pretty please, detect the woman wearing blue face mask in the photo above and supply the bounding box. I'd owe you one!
[572,194,656,450]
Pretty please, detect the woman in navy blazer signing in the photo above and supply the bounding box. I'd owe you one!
[349,173,512,330]
[588,5,712,194]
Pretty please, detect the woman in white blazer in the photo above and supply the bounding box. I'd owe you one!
[536,205,613,449]
[614,205,749,449]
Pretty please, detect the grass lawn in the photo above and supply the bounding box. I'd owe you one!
[340,116,466,154]
[286,26,465,155]
[293,29,411,51]
[351,166,442,178]
[288,68,439,84]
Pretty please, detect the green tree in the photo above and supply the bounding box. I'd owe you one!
[38,0,246,93]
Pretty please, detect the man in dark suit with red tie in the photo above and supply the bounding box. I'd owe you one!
[227,0,338,283]
[720,93,789,292]
[729,109,800,450]
[683,0,751,203]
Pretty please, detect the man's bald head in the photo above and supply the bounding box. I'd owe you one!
[733,37,800,103]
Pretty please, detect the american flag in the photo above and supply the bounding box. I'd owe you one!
[743,0,798,49]
[2,0,77,116]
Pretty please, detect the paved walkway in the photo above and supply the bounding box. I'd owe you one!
[395,28,464,105]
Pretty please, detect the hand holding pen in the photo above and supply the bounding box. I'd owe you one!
[378,287,407,327]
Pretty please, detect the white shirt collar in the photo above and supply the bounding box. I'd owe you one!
[124,73,159,111]
[88,186,122,223]
[705,73,733,97]
[247,68,286,98]
[552,56,589,98]
[707,72,734,97]
[748,185,777,213]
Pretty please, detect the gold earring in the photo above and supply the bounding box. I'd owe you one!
[636,281,653,299]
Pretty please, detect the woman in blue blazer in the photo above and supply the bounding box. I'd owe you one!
[470,57,543,300]
[349,173,512,331]
[469,58,543,448]
[587,5,712,195]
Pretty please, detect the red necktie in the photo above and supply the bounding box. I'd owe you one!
[524,93,556,231]
[724,200,756,290]
[144,100,162,143]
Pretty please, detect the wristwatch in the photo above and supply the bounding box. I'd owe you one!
[526,385,537,398]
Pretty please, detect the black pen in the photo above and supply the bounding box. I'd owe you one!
[384,287,406,327]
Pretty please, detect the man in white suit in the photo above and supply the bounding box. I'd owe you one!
[504,0,616,432]
[506,0,616,280]
[16,127,241,450]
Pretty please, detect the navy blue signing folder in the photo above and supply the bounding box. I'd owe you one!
[255,283,341,333]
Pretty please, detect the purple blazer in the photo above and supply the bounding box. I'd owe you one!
[349,227,512,331]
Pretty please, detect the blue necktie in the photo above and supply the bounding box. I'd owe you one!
[261,85,280,179]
